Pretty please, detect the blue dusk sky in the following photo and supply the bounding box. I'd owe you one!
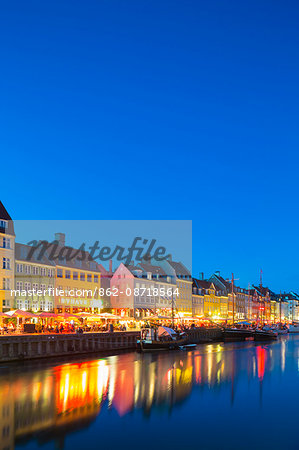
[1,0,299,292]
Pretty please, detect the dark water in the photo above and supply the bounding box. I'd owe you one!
[1,336,299,450]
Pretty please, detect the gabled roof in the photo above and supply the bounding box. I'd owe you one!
[193,278,213,290]
[210,273,232,290]
[126,264,143,272]
[15,243,55,266]
[27,240,101,272]
[138,263,167,276]
[0,201,15,236]
[167,260,191,278]
[252,285,277,298]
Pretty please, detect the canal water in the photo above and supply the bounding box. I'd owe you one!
[1,335,299,450]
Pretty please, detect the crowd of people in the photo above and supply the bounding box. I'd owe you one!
[0,320,130,335]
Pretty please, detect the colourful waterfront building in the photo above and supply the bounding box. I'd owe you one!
[192,278,204,317]
[0,201,15,312]
[50,233,102,313]
[14,243,55,311]
[110,262,176,318]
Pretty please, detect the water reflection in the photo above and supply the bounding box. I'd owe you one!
[0,336,298,450]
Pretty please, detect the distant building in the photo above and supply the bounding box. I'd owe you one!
[192,278,204,317]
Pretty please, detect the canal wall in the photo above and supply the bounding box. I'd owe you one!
[0,331,140,363]
[0,328,224,363]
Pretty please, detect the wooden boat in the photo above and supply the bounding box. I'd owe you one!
[137,326,187,352]
[254,329,278,341]
[223,328,254,341]
[288,324,299,333]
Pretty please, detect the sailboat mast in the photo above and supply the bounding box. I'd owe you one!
[232,273,235,324]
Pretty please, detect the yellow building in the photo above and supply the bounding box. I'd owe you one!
[52,233,102,313]
[0,201,15,313]
[167,260,193,314]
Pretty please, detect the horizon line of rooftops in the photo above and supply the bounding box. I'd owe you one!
[0,209,297,299]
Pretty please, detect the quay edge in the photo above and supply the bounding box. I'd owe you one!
[0,331,140,363]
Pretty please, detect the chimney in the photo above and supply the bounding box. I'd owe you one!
[109,259,113,274]
[215,271,220,277]
[200,272,204,280]
[168,254,172,262]
[54,233,65,247]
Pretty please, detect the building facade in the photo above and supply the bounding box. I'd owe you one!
[110,262,176,318]
[14,243,55,312]
[0,201,15,312]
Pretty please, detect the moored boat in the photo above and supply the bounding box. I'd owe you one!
[288,323,299,333]
[137,326,187,352]
[254,329,278,341]
[223,328,254,341]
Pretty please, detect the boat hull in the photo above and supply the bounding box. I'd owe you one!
[254,331,278,341]
[288,326,299,333]
[223,329,254,342]
[137,338,186,352]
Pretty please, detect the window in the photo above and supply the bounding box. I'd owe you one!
[47,301,54,311]
[2,237,10,249]
[16,281,23,290]
[0,220,8,229]
[40,284,46,292]
[24,265,31,275]
[3,278,10,290]
[65,270,71,279]
[90,262,97,270]
[48,269,54,277]
[3,258,10,270]
[32,283,38,291]
[41,267,46,276]
[32,266,39,275]
[73,271,78,280]
[57,268,63,278]
[24,282,31,291]
[24,300,29,310]
[80,273,85,282]
[16,299,23,309]
[94,275,98,283]
[87,274,92,282]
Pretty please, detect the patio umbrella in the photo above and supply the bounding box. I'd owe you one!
[98,313,122,320]
[57,312,79,320]
[5,309,36,318]
[75,312,93,317]
[38,312,58,318]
